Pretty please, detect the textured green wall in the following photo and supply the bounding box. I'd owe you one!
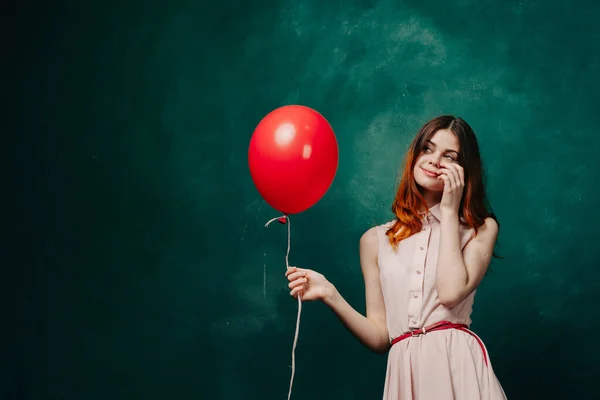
[9,0,600,398]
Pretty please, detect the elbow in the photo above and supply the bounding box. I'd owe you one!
[367,330,390,355]
[375,338,391,354]
[370,341,390,355]
[438,292,463,309]
[437,281,468,309]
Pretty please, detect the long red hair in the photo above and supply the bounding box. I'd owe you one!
[386,115,498,248]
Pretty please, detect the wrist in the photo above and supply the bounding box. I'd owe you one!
[440,207,459,221]
[322,282,339,306]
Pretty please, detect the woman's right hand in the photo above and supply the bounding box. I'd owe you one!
[285,266,335,302]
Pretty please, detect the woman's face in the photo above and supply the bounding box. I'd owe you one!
[413,129,461,193]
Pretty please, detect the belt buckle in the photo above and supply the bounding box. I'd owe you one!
[411,326,427,337]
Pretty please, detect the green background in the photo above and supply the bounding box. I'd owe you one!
[8,0,600,398]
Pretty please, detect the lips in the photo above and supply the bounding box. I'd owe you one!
[421,167,439,178]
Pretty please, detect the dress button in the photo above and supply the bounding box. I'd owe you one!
[416,270,421,274]
[412,319,417,324]
[420,246,424,250]
[413,293,418,298]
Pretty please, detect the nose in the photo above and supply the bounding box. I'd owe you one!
[429,154,441,168]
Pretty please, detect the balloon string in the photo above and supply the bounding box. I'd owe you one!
[265,214,302,400]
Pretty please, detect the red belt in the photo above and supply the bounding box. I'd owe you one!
[390,320,488,366]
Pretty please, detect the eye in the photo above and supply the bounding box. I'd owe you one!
[444,154,455,161]
[423,146,432,153]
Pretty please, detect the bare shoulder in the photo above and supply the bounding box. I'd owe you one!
[359,227,379,266]
[477,217,499,240]
[360,227,379,252]
[466,217,499,252]
[483,216,499,230]
[463,217,499,281]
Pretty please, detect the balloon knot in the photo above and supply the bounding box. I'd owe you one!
[278,216,288,224]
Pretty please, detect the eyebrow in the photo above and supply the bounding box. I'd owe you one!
[426,139,460,155]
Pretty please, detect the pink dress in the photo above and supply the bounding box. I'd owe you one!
[375,203,507,399]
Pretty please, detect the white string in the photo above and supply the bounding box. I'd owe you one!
[265,214,302,400]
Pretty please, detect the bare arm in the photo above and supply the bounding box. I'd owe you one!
[435,213,498,308]
[286,227,389,354]
[323,227,389,354]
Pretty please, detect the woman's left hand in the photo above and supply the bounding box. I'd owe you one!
[438,161,465,215]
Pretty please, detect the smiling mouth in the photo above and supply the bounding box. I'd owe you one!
[421,167,439,178]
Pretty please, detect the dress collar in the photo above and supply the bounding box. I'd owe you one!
[419,202,442,223]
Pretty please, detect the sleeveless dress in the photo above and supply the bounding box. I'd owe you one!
[375,203,507,399]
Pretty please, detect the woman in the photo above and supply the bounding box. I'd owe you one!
[286,116,507,399]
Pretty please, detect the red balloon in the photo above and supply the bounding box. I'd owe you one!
[248,105,339,215]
